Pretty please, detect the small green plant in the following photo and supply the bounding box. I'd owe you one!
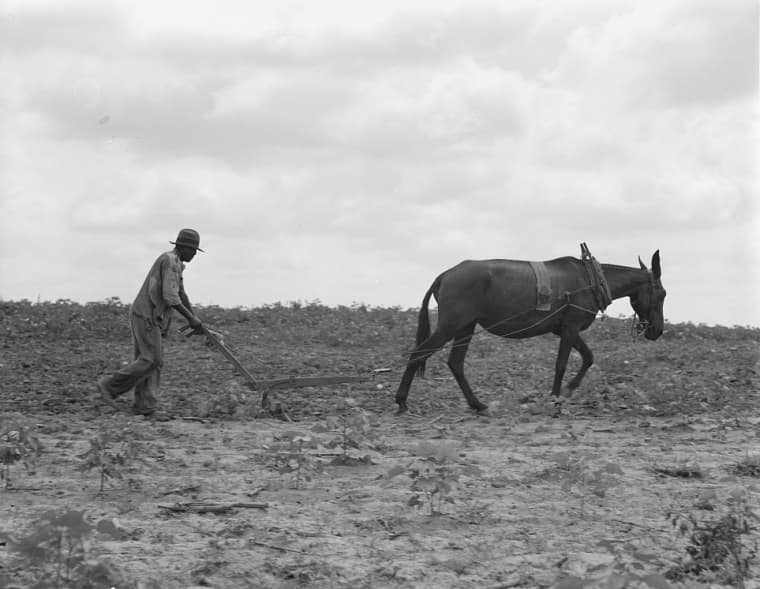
[550,451,623,515]
[77,425,147,493]
[199,381,255,419]
[731,453,760,478]
[0,508,128,588]
[666,488,758,587]
[551,571,673,589]
[312,397,377,465]
[652,459,704,479]
[568,539,672,588]
[0,414,43,489]
[385,440,481,516]
[266,433,323,489]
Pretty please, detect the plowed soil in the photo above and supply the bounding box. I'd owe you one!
[1,301,758,588]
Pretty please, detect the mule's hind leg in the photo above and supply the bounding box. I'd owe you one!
[567,335,593,392]
[447,323,488,412]
[395,330,451,414]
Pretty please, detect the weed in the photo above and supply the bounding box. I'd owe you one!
[0,508,129,588]
[665,488,758,586]
[0,414,43,489]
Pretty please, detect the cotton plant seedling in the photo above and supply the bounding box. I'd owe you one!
[551,451,623,516]
[77,425,149,494]
[311,396,378,465]
[385,440,482,516]
[0,414,43,489]
[266,433,324,489]
[0,508,128,588]
[665,488,758,587]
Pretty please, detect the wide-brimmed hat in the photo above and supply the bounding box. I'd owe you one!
[170,228,204,252]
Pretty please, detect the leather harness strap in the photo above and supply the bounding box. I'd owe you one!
[529,261,553,311]
[581,242,612,311]
[527,244,612,313]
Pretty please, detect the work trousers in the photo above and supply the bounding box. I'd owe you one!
[101,312,163,414]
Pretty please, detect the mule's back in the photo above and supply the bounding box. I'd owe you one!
[435,257,592,336]
[439,257,585,304]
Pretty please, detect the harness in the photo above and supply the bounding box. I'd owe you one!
[580,242,612,311]
[528,243,612,313]
[528,261,553,311]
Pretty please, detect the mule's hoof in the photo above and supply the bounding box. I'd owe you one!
[395,404,408,415]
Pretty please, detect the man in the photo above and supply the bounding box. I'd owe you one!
[96,228,205,418]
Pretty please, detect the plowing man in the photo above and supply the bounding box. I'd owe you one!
[96,228,205,419]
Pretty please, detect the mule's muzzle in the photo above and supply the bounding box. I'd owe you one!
[644,321,663,340]
[644,328,661,341]
[631,313,662,341]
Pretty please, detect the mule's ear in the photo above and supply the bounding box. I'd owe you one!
[638,256,647,271]
[651,250,661,279]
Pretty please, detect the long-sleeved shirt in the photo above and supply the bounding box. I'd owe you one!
[130,250,186,333]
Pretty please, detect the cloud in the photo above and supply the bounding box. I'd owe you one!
[547,0,757,109]
[644,0,758,107]
[1,0,757,325]
[0,2,126,56]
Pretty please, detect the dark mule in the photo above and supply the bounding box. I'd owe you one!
[395,251,666,413]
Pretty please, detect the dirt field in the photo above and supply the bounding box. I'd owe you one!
[1,300,759,588]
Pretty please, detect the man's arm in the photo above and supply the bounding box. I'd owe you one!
[175,290,203,332]
[162,255,203,333]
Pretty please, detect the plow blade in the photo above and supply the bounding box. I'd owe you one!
[185,325,388,408]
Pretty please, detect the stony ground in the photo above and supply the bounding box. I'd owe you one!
[1,300,759,588]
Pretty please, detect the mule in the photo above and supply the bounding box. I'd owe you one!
[395,251,665,413]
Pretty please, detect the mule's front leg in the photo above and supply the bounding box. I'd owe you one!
[567,336,593,391]
[551,329,579,398]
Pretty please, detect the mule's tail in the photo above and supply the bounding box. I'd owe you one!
[414,273,442,377]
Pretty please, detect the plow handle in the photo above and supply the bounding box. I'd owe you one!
[180,324,262,393]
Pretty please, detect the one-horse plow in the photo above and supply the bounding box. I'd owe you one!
[181,324,391,414]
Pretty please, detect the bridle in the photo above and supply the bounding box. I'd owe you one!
[630,270,658,339]
[630,314,649,339]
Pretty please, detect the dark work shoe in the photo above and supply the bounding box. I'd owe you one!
[96,377,117,408]
[133,408,171,422]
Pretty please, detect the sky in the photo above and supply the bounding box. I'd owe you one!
[1,0,758,327]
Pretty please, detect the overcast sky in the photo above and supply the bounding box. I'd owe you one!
[1,0,758,327]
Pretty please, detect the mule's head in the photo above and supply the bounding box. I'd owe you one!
[631,250,666,340]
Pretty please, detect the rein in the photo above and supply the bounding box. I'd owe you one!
[415,299,600,357]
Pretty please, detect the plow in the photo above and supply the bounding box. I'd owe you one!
[181,325,390,410]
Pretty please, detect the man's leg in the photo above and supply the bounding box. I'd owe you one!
[132,345,161,415]
[99,314,162,413]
